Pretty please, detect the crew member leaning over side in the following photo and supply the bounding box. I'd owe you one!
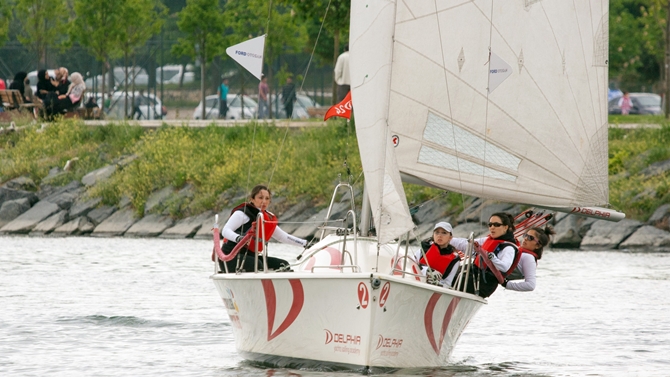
[218,184,307,273]
[502,225,555,292]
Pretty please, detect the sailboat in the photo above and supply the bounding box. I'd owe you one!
[211,0,623,370]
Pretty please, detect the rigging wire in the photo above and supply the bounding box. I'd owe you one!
[267,0,334,188]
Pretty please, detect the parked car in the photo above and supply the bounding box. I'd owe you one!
[156,64,195,85]
[84,66,149,90]
[608,93,662,115]
[193,94,257,120]
[104,91,166,120]
[268,93,321,119]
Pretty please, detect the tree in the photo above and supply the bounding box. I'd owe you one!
[117,0,166,117]
[223,0,307,117]
[172,0,226,120]
[70,0,124,112]
[0,0,12,47]
[281,0,349,104]
[15,0,68,69]
[609,1,665,89]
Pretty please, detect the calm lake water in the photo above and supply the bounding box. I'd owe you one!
[1,236,669,376]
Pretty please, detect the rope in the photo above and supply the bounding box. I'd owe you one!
[267,0,333,187]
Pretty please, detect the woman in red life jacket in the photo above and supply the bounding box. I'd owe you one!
[219,184,307,273]
[450,212,518,298]
[502,225,555,291]
[415,222,460,287]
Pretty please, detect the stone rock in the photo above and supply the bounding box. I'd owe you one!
[52,216,95,236]
[479,203,517,225]
[87,205,116,225]
[118,195,131,208]
[0,200,60,234]
[30,210,68,236]
[115,154,138,167]
[0,187,38,205]
[43,190,80,210]
[41,167,66,185]
[39,181,82,201]
[124,214,174,237]
[648,204,670,231]
[452,222,487,238]
[619,225,670,250]
[144,186,174,215]
[160,211,214,239]
[412,201,447,226]
[291,202,349,240]
[194,210,230,240]
[580,219,643,250]
[642,159,670,177]
[3,176,36,191]
[81,165,116,186]
[456,198,485,223]
[0,198,31,228]
[91,208,138,237]
[277,201,316,234]
[70,197,102,218]
[552,215,596,249]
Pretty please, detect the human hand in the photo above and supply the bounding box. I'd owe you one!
[235,235,243,243]
[502,279,509,288]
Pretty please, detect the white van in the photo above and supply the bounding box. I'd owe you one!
[104,91,166,120]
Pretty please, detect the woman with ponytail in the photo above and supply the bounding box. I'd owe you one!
[502,225,555,291]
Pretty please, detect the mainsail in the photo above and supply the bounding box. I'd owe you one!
[351,0,612,242]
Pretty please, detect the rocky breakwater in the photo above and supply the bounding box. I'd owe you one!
[2,161,670,251]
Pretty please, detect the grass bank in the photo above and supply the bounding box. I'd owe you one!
[1,119,669,221]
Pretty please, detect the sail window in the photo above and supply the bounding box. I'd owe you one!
[418,146,516,182]
[423,112,521,172]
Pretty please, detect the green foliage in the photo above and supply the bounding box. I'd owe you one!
[0,121,143,185]
[71,0,123,62]
[15,0,69,68]
[609,0,665,89]
[608,124,670,219]
[172,0,225,63]
[0,0,12,47]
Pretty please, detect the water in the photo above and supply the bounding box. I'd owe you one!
[1,236,669,376]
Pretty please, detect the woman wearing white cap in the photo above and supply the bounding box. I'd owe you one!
[415,222,460,287]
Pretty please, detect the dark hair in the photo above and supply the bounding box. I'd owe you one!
[250,184,271,200]
[527,225,555,259]
[489,212,515,233]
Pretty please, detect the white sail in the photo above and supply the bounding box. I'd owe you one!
[352,0,612,239]
[350,0,414,244]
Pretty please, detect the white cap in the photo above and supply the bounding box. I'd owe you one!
[434,222,453,233]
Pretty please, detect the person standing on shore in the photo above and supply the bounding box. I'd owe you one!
[619,92,632,115]
[217,78,229,119]
[334,44,350,103]
[258,75,269,119]
[282,76,296,119]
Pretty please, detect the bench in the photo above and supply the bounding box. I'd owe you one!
[0,89,41,117]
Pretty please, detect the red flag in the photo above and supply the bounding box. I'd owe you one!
[324,91,352,120]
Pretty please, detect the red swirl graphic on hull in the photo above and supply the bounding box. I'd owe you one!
[262,279,304,341]
[424,294,460,355]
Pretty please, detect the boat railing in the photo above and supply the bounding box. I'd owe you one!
[453,232,476,294]
[301,209,359,273]
[254,212,269,273]
[318,182,356,241]
[390,231,426,280]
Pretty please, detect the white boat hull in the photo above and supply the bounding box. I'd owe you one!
[212,236,485,369]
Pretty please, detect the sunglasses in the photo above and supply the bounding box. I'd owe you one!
[524,233,540,243]
[488,222,504,228]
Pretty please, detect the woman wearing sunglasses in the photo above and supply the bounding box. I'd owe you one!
[502,226,555,291]
[450,212,518,298]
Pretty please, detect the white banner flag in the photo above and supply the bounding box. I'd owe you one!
[488,52,512,93]
[226,35,265,80]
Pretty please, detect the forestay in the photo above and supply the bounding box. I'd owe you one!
[351,0,612,242]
